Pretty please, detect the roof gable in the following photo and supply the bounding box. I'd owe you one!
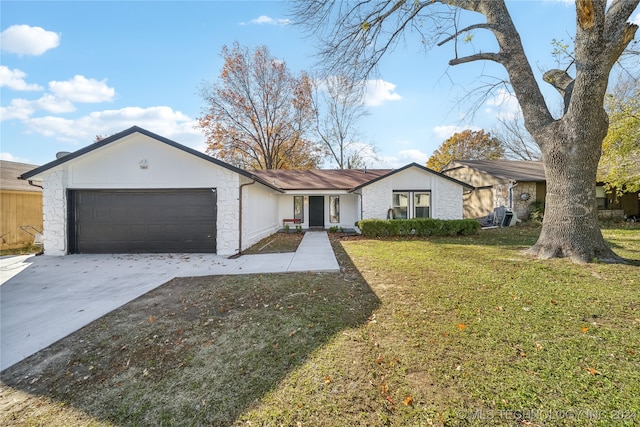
[18,126,281,192]
[353,162,474,190]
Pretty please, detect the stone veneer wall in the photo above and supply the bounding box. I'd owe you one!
[214,171,241,256]
[493,181,538,221]
[41,169,68,255]
[512,182,537,220]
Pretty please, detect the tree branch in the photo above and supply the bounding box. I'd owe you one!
[449,52,502,65]
[437,23,495,46]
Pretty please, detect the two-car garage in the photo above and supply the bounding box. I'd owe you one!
[67,189,217,254]
[19,126,284,256]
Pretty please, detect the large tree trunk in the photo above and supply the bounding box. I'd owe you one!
[526,120,621,263]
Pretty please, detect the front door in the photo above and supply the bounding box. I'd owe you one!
[308,196,324,228]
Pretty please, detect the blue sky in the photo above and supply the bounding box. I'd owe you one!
[1,1,639,168]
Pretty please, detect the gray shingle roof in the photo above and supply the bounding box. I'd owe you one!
[443,160,546,182]
[251,168,392,190]
[1,161,42,192]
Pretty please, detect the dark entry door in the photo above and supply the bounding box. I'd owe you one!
[308,196,324,228]
[68,189,217,253]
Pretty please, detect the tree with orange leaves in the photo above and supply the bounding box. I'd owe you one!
[427,129,504,172]
[197,42,324,169]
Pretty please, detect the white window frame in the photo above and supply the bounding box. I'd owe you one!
[392,190,431,219]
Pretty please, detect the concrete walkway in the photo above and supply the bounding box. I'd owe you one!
[0,232,339,371]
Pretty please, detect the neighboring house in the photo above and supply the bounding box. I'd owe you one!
[1,161,43,249]
[441,159,640,221]
[19,126,471,256]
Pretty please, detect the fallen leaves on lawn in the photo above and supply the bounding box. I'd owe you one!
[403,396,413,406]
[586,367,601,375]
[457,323,468,331]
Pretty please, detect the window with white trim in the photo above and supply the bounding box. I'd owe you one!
[392,192,408,219]
[414,192,431,218]
[392,191,431,219]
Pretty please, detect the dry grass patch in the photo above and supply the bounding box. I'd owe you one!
[242,231,304,254]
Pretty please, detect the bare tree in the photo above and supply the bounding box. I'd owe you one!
[492,115,542,161]
[312,75,373,169]
[291,0,639,263]
[197,42,322,170]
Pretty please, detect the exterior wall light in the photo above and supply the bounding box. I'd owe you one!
[139,159,149,170]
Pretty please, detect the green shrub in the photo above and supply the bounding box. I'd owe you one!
[529,201,545,222]
[356,218,480,238]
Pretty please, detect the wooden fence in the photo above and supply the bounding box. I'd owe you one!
[1,191,43,249]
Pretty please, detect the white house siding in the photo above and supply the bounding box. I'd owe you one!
[432,177,464,219]
[242,180,280,251]
[361,167,464,220]
[39,132,242,256]
[361,178,392,220]
[333,193,359,228]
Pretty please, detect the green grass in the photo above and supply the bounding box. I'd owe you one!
[1,224,638,426]
[238,225,640,426]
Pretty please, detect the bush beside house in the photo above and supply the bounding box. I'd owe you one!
[356,218,480,237]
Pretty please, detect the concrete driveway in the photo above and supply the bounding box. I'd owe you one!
[0,232,339,371]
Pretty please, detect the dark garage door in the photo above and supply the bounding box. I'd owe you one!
[68,189,217,253]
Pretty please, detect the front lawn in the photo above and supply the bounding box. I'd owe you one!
[1,224,638,426]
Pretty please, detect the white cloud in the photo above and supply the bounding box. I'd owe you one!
[484,88,521,120]
[0,66,43,91]
[49,75,115,103]
[1,98,36,121]
[24,106,204,149]
[632,12,640,26]
[433,125,468,142]
[374,148,430,169]
[364,80,402,107]
[34,94,76,113]
[0,95,76,121]
[0,24,60,56]
[2,75,115,121]
[0,152,31,163]
[242,15,291,26]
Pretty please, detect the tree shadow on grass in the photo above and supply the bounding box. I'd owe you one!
[1,249,380,426]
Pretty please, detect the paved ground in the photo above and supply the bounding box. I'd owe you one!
[0,231,339,371]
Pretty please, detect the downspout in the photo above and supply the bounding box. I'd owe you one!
[509,181,518,211]
[27,180,44,189]
[237,179,256,256]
